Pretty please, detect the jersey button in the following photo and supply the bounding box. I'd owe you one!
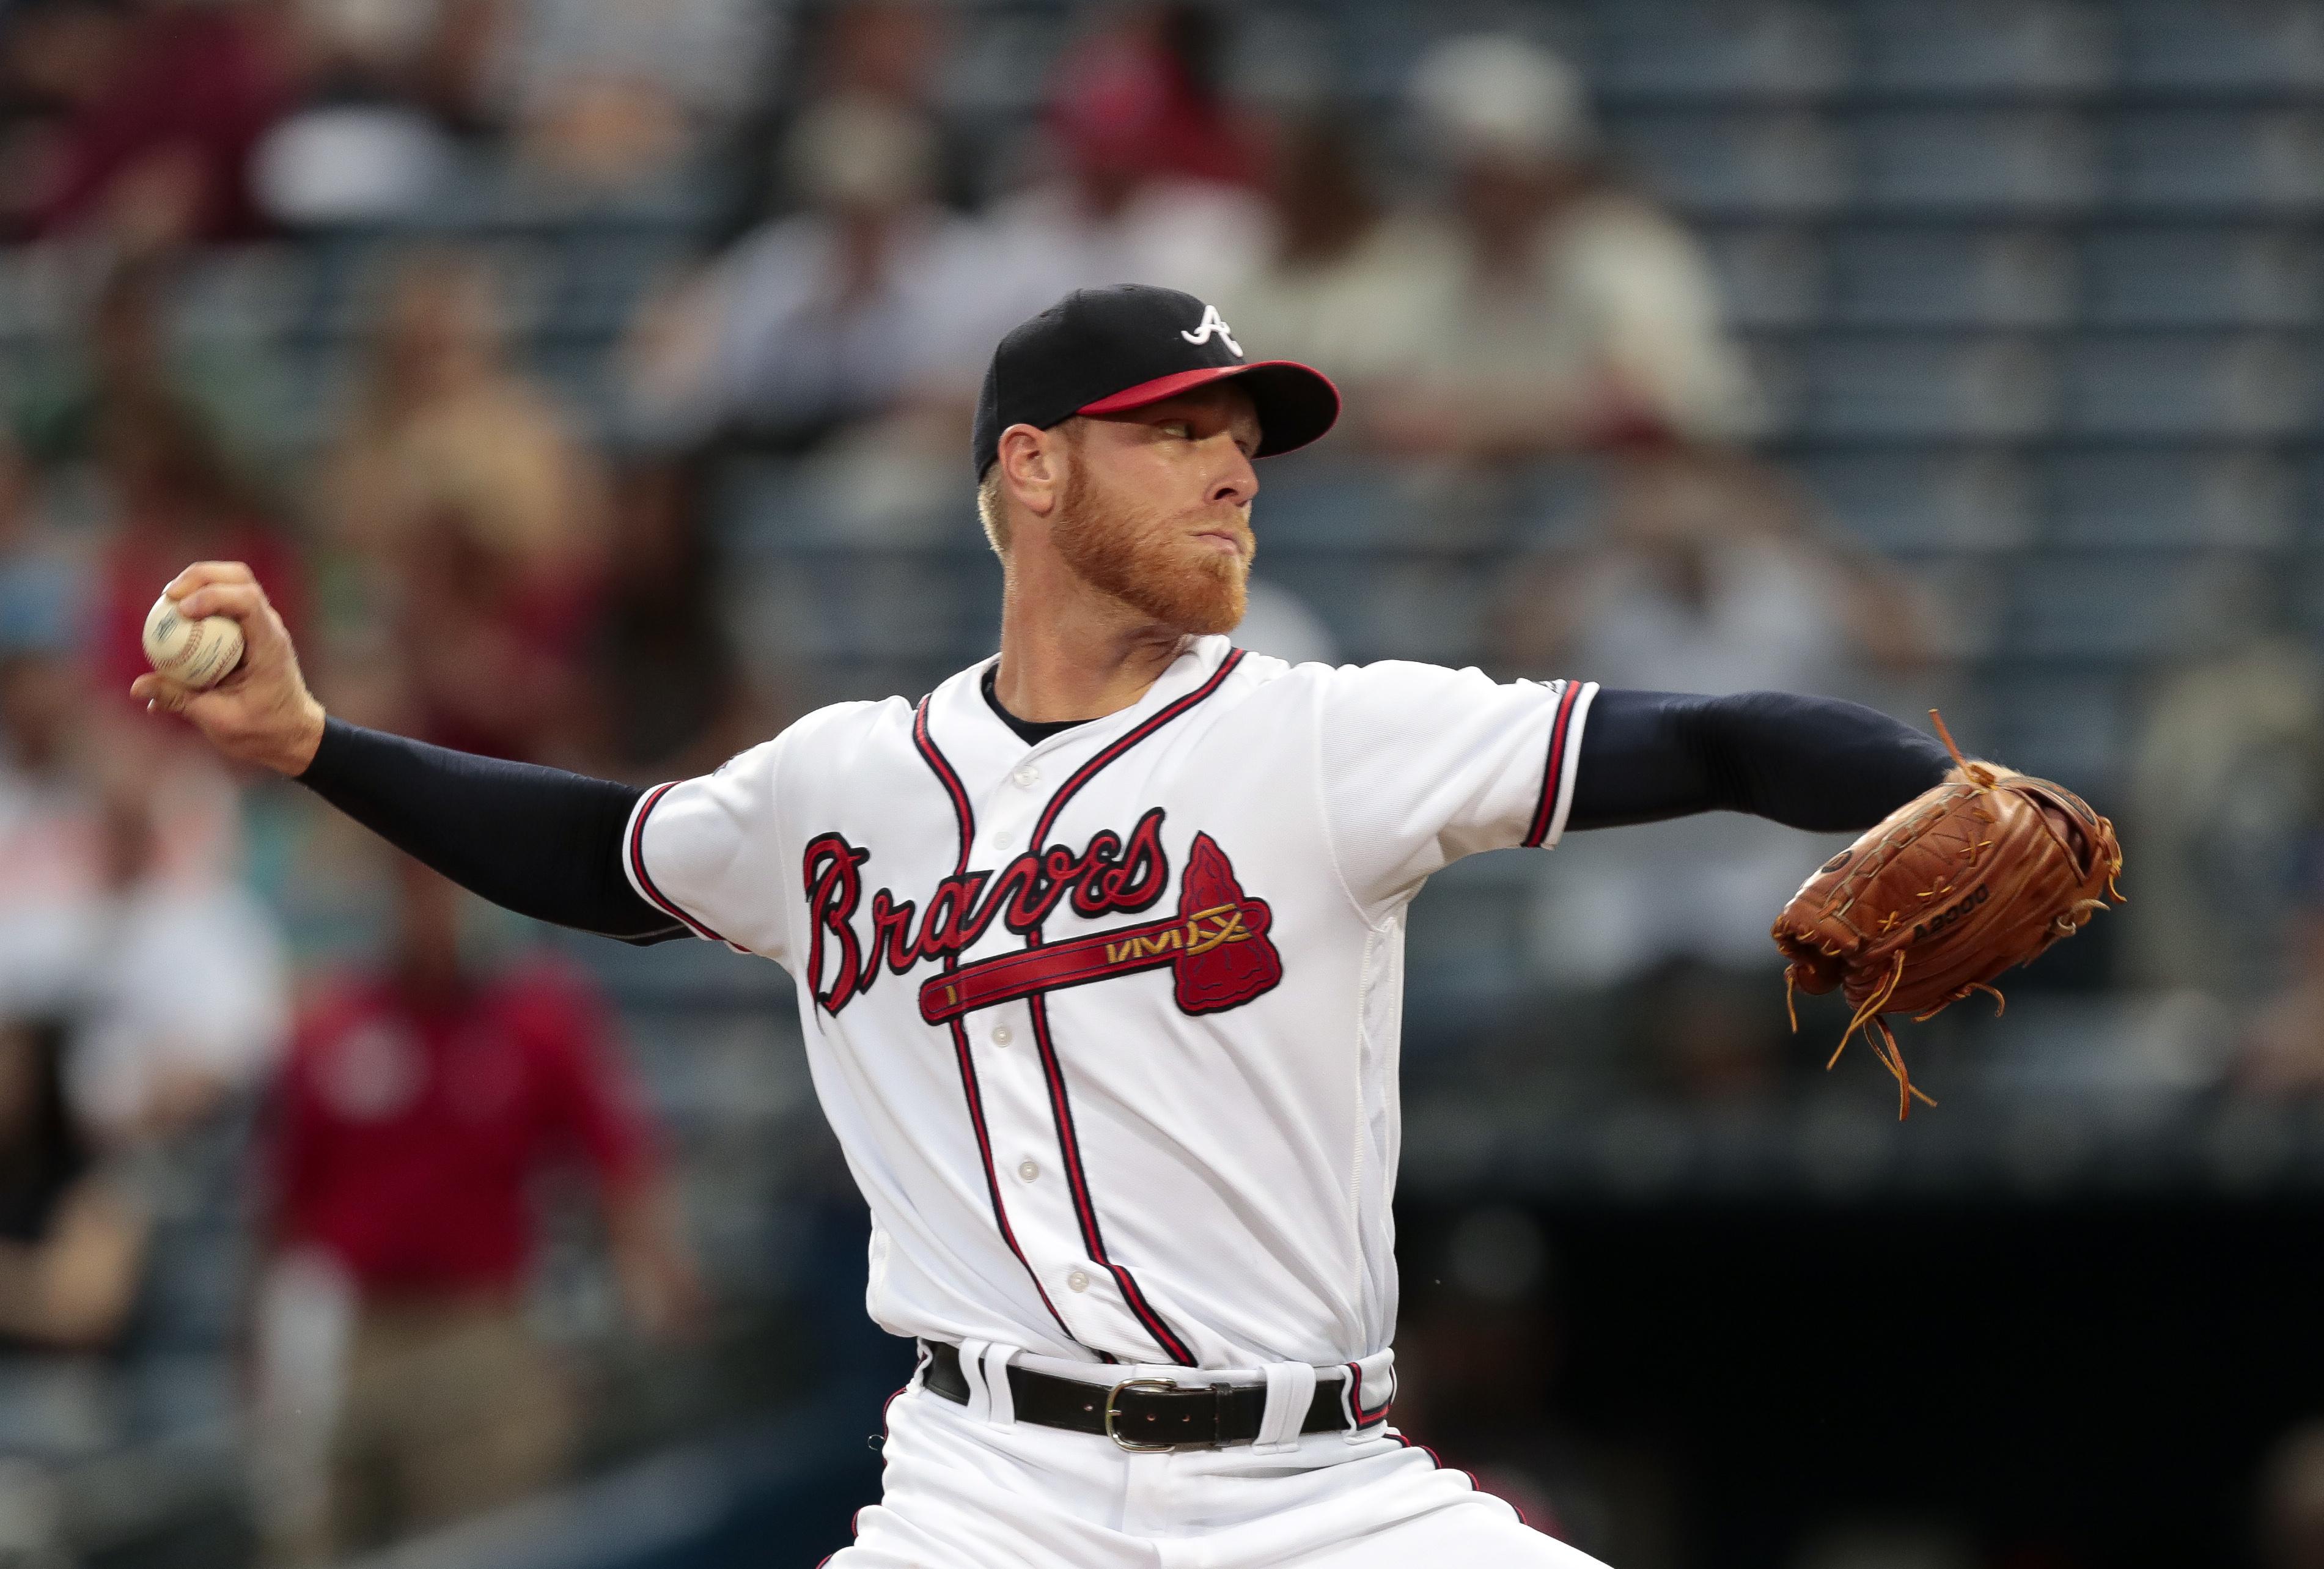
[991,1025,1013,1046]
[1066,1270,1091,1293]
[1017,1159,1039,1182]
[1012,765,1039,788]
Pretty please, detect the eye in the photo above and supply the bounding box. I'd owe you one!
[1158,421,1192,439]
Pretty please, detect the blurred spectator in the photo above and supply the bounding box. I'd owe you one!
[1227,113,1459,416]
[0,1021,145,1351]
[0,434,87,649]
[254,858,700,1564]
[811,0,947,112]
[2238,876,2324,1093]
[17,257,279,474]
[285,0,497,126]
[20,0,297,250]
[0,0,135,238]
[493,0,781,187]
[251,0,468,229]
[568,454,776,782]
[0,644,252,1034]
[62,758,288,1146]
[2125,633,2323,1001]
[0,636,279,1145]
[2262,1421,2324,1569]
[622,92,986,446]
[1044,4,1262,189]
[974,5,1268,333]
[1501,454,1929,689]
[1377,35,1756,458]
[323,251,607,758]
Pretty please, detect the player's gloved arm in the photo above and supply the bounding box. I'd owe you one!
[1568,689,1953,832]
[298,719,686,944]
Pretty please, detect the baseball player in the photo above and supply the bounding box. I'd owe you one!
[141,285,1965,1567]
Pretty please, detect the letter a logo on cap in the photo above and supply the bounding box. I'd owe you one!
[1180,304,1242,358]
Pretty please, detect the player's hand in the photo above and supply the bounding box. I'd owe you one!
[128,562,327,776]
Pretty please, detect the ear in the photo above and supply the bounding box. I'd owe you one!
[998,423,1065,519]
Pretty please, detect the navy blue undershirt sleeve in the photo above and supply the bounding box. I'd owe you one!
[296,718,684,944]
[1568,689,1953,833]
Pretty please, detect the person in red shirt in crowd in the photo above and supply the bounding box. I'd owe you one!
[26,0,296,249]
[257,855,701,1565]
[1046,3,1264,191]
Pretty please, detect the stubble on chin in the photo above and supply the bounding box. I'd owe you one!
[1053,465,1249,636]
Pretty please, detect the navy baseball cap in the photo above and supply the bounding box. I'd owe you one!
[973,285,1340,478]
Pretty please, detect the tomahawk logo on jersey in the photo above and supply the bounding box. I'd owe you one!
[621,637,1594,1376]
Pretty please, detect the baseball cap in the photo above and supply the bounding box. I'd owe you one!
[973,285,1340,479]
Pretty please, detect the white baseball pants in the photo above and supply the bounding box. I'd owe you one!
[823,1361,1611,1569]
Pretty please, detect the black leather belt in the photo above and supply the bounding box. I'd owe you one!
[920,1340,1350,1452]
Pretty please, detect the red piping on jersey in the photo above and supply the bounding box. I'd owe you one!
[1015,648,1246,1369]
[628,782,731,943]
[1521,680,1586,849]
[1027,650,1246,850]
[1391,1433,1531,1529]
[912,695,1081,1351]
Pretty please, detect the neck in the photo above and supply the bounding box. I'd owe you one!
[993,553,1191,724]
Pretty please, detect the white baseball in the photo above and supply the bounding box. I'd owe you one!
[142,593,245,690]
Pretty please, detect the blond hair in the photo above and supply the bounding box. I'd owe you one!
[976,463,1009,556]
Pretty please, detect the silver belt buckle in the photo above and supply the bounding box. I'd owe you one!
[1103,1376,1185,1452]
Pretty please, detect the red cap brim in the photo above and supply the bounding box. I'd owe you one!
[1076,360,1342,458]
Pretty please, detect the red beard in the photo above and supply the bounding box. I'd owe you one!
[1051,459,1250,636]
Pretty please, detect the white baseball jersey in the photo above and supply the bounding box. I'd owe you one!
[622,635,1595,1376]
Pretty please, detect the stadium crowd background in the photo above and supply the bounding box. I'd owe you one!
[2,1,2324,1565]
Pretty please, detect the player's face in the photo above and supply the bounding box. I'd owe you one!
[1051,386,1260,637]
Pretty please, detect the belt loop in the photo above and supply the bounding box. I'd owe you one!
[981,1344,1018,1428]
[1253,1362,1317,1453]
[956,1339,995,1423]
[1341,1348,1397,1441]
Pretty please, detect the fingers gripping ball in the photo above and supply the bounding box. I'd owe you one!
[1770,713,2125,1119]
[142,592,245,691]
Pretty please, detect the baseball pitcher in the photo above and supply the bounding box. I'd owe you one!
[142,287,2107,1567]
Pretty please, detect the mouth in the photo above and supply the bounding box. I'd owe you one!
[1191,529,1248,558]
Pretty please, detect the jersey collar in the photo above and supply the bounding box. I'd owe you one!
[932,635,1235,772]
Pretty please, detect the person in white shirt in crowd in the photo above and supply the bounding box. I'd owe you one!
[0,639,284,1147]
[1224,113,1463,434]
[623,91,990,447]
[64,760,289,1145]
[493,0,784,185]
[1377,35,1759,459]
[969,7,1270,345]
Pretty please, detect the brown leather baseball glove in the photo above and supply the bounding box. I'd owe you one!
[1771,715,2124,1117]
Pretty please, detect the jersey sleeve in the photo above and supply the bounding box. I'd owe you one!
[621,735,797,967]
[1315,662,1597,914]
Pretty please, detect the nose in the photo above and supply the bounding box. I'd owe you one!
[1207,441,1259,509]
